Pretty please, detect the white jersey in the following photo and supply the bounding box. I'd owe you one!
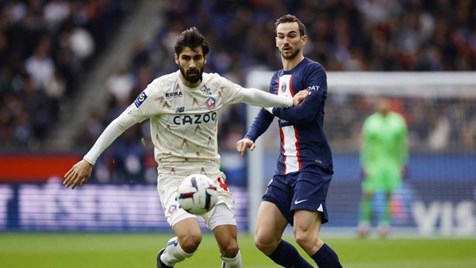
[84,70,292,176]
[130,71,254,174]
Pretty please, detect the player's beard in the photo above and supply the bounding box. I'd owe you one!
[280,46,301,60]
[180,66,203,84]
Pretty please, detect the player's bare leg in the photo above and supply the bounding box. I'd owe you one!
[255,201,313,268]
[254,201,287,254]
[293,210,342,268]
[213,224,242,268]
[293,210,324,255]
[208,204,242,268]
[157,218,201,268]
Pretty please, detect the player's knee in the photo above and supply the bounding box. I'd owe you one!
[254,236,266,252]
[222,244,239,258]
[254,233,278,254]
[177,232,202,253]
[294,229,316,250]
[221,240,239,258]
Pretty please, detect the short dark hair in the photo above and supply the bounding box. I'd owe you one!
[174,27,210,56]
[275,14,306,36]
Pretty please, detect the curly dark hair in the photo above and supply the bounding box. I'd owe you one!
[174,27,210,56]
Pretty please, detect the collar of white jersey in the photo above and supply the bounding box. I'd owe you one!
[176,70,212,90]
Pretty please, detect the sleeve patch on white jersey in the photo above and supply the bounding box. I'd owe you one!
[134,91,147,108]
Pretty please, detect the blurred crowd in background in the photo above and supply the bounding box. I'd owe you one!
[0,0,134,149]
[1,0,475,184]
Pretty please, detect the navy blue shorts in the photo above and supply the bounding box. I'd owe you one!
[262,168,333,225]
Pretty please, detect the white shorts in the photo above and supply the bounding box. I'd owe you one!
[157,171,236,230]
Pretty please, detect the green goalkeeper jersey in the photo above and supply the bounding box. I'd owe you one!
[360,111,408,191]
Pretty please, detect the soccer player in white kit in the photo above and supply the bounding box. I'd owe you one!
[63,27,308,268]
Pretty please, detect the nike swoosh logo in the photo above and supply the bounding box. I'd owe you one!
[294,199,307,205]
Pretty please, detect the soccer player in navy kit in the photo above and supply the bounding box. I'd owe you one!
[237,15,342,267]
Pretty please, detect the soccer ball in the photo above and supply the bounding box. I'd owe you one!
[177,174,218,215]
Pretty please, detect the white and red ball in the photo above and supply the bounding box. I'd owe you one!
[177,174,218,215]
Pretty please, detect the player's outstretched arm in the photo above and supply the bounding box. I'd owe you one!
[239,87,308,108]
[63,109,138,189]
[63,159,94,189]
[264,89,309,113]
[236,138,255,158]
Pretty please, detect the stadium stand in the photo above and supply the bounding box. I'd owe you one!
[0,0,135,150]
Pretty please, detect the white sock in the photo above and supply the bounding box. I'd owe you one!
[161,237,193,266]
[221,250,242,268]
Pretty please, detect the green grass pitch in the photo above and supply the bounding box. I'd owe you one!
[1,232,475,267]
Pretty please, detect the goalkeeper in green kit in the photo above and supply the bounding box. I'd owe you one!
[357,97,408,238]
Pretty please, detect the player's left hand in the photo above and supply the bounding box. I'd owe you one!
[63,159,93,189]
[292,89,309,106]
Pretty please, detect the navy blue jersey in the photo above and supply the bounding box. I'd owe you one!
[245,57,333,175]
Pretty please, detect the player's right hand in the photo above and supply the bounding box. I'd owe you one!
[292,89,309,106]
[63,159,93,189]
[236,138,255,158]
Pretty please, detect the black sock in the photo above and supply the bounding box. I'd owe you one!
[268,240,313,268]
[310,243,342,268]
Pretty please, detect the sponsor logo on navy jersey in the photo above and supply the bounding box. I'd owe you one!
[206,97,216,109]
[281,82,287,93]
[134,91,147,107]
[307,85,319,91]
